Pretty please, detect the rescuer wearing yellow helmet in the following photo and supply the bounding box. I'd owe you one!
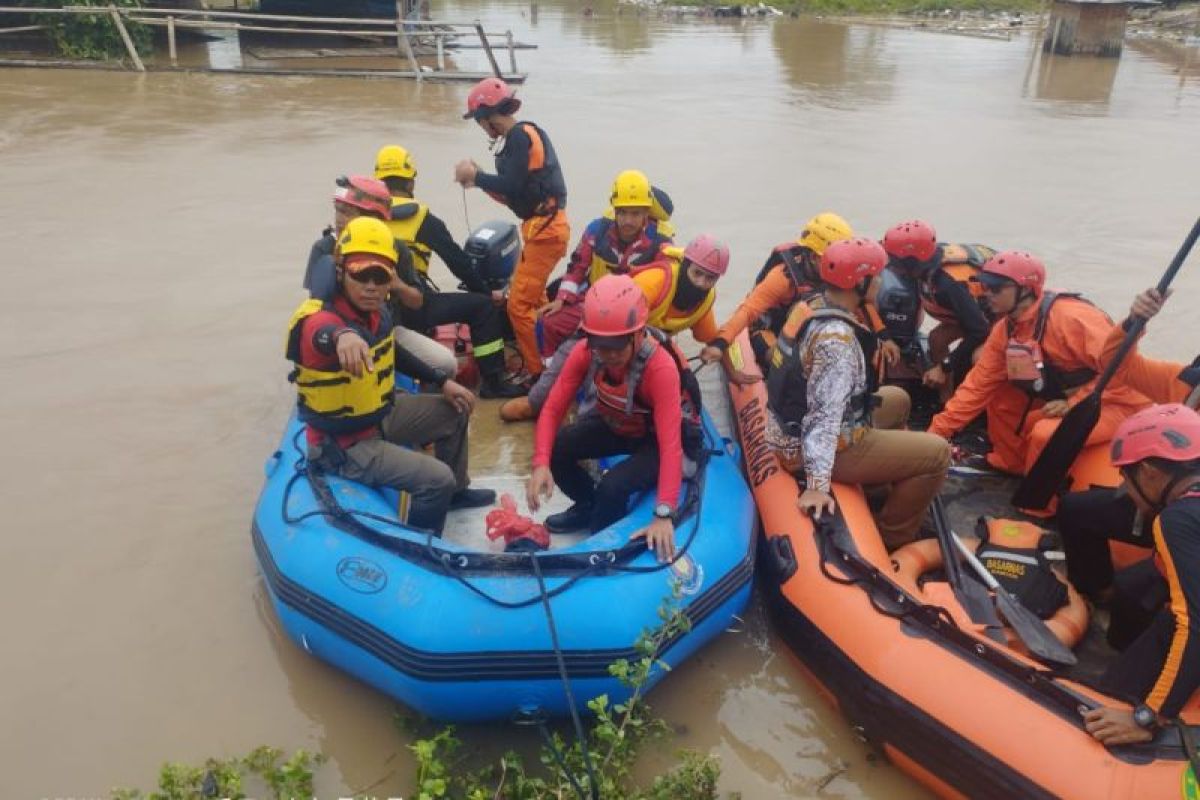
[374,144,525,399]
[286,215,494,534]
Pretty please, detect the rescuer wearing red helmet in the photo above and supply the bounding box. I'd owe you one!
[454,78,569,383]
[499,233,730,424]
[881,219,997,395]
[928,250,1148,480]
[525,275,703,560]
[1072,404,1200,746]
[764,238,950,549]
[1056,284,1200,662]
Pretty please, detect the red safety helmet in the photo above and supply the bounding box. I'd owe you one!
[581,274,648,340]
[819,237,888,290]
[980,250,1045,295]
[683,233,730,277]
[333,175,392,220]
[463,77,521,120]
[882,220,938,263]
[1111,404,1200,467]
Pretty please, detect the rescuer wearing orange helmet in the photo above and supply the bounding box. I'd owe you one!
[764,238,950,549]
[927,250,1148,477]
[454,77,569,383]
[525,275,703,561]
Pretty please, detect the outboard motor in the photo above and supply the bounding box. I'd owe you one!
[465,220,520,290]
[876,266,922,350]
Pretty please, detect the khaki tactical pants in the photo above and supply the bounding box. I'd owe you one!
[832,386,951,549]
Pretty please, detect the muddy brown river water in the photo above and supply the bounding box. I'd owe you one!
[1,1,1198,796]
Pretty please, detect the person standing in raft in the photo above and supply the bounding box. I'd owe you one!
[454,78,569,384]
[500,233,730,424]
[881,219,997,398]
[373,144,525,399]
[1081,404,1200,745]
[1059,286,1199,613]
[763,238,950,550]
[287,216,494,534]
[525,275,703,561]
[927,251,1148,478]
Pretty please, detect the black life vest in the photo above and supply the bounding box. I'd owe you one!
[975,516,1069,619]
[1005,291,1100,400]
[876,266,923,345]
[489,121,567,220]
[916,243,996,325]
[765,297,878,433]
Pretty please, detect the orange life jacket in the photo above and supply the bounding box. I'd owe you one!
[918,243,996,324]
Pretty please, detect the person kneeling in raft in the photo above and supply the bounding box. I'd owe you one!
[762,238,950,550]
[525,274,703,561]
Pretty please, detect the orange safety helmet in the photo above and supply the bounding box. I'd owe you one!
[883,220,939,264]
[333,175,392,220]
[818,238,888,290]
[581,275,648,341]
[463,77,521,120]
[980,250,1045,296]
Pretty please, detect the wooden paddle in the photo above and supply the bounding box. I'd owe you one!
[931,496,1005,643]
[950,531,1078,667]
[1012,217,1200,510]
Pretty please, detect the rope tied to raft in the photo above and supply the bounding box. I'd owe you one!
[531,554,600,800]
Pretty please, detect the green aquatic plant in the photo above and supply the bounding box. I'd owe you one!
[114,588,733,800]
[111,746,324,800]
[23,0,153,61]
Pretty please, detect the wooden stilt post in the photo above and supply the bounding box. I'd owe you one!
[167,14,177,65]
[435,31,444,71]
[505,29,516,75]
[475,21,501,78]
[394,0,421,80]
[108,6,145,71]
[530,1,538,23]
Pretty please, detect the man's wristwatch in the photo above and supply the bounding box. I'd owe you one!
[429,368,449,388]
[1132,704,1158,730]
[653,503,674,521]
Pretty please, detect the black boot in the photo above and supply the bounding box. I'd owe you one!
[480,373,527,399]
[449,487,496,510]
[545,503,593,533]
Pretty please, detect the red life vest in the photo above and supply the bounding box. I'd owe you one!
[592,329,699,438]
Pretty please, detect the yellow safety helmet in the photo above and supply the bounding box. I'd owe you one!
[374,144,417,180]
[337,217,398,265]
[798,212,853,256]
[609,169,653,209]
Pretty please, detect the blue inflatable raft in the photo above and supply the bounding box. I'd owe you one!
[252,409,756,722]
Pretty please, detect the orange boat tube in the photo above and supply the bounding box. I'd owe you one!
[725,333,1199,799]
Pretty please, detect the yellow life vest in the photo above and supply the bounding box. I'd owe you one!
[643,252,716,335]
[285,298,396,434]
[385,198,433,274]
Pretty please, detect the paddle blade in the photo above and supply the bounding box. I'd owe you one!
[1011,394,1102,510]
[994,588,1078,667]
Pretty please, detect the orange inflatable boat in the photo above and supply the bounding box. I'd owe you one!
[725,333,1200,799]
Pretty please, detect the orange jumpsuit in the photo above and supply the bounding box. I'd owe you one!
[929,296,1149,475]
[712,263,885,346]
[473,121,570,377]
[1103,322,1199,405]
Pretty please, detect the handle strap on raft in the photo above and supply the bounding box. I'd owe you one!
[811,511,1105,730]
